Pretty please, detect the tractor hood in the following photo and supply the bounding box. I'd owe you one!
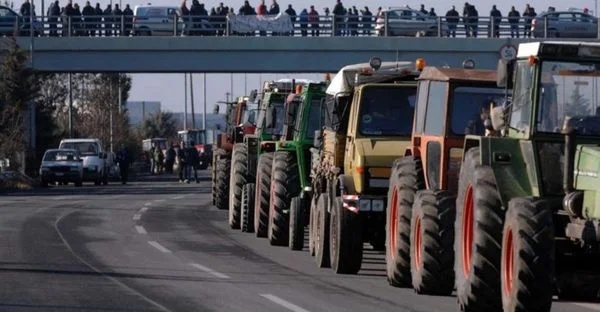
[355,138,411,167]
[574,145,600,191]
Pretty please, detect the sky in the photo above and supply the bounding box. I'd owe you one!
[27,0,596,113]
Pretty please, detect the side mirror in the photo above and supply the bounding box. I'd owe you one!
[496,59,514,89]
[313,130,322,148]
[249,90,258,102]
[213,104,220,114]
[265,107,276,128]
[490,106,506,131]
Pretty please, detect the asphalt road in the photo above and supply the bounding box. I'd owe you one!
[0,171,598,312]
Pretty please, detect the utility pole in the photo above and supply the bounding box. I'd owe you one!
[244,73,247,95]
[109,80,114,153]
[230,73,233,102]
[118,75,122,114]
[184,73,188,130]
[190,73,196,128]
[68,73,73,138]
[203,73,207,130]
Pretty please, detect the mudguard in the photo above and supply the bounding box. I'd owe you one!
[464,135,535,208]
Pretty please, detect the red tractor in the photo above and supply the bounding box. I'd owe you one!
[212,94,259,210]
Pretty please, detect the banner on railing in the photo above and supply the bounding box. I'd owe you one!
[228,13,293,33]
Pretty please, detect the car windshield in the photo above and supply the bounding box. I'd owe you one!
[44,150,78,161]
[60,142,100,156]
[242,109,258,125]
[537,61,600,135]
[451,86,508,135]
[358,86,416,136]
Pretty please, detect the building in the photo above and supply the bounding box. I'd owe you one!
[171,113,226,130]
[126,101,161,126]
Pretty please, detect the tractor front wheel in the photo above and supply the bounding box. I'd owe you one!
[268,152,299,246]
[214,154,231,211]
[330,196,363,274]
[228,143,248,229]
[315,193,330,268]
[254,153,274,238]
[289,196,305,250]
[241,183,256,233]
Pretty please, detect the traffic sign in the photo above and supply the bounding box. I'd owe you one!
[499,45,517,61]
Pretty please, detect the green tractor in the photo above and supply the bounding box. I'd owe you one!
[229,80,303,231]
[454,41,600,312]
[266,81,328,248]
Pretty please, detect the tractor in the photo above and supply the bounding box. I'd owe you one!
[309,58,423,274]
[212,95,258,210]
[454,41,600,312]
[263,81,328,248]
[228,79,311,231]
[384,65,507,295]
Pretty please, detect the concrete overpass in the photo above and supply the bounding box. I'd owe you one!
[1,37,594,73]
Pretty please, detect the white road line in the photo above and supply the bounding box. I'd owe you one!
[259,294,311,312]
[144,202,152,206]
[148,241,171,253]
[135,225,147,235]
[132,214,141,221]
[188,263,230,279]
[172,195,185,200]
[573,303,600,311]
[154,199,166,203]
[139,207,149,213]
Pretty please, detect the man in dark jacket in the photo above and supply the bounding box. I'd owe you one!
[187,141,199,183]
[285,4,296,36]
[508,6,520,38]
[445,5,459,37]
[165,143,176,173]
[116,144,130,184]
[489,5,502,38]
[177,142,187,182]
[123,4,133,36]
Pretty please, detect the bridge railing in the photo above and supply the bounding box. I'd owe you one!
[7,14,600,39]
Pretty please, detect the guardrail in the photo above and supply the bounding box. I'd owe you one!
[4,14,599,39]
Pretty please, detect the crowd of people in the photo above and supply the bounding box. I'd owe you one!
[148,141,200,184]
[15,0,556,38]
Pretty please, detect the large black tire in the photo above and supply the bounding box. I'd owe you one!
[241,183,256,233]
[315,194,330,268]
[211,149,226,205]
[254,153,274,238]
[268,151,299,246]
[289,196,305,250]
[330,196,363,274]
[308,195,318,256]
[501,197,554,312]
[214,154,231,211]
[410,190,455,296]
[228,143,248,230]
[386,156,424,287]
[455,147,505,312]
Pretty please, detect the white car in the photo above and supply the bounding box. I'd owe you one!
[133,5,184,36]
[59,138,110,185]
[375,7,447,37]
[39,149,84,187]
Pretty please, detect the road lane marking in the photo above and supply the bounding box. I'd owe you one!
[132,214,142,221]
[172,195,185,200]
[55,212,173,312]
[259,294,311,312]
[135,225,147,235]
[154,199,166,203]
[148,241,171,253]
[188,263,230,279]
[140,207,149,213]
[573,303,600,311]
[144,202,152,206]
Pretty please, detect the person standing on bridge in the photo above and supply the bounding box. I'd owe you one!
[113,4,122,36]
[445,5,459,37]
[284,4,296,36]
[269,0,280,35]
[489,5,502,38]
[257,0,267,36]
[361,6,372,36]
[332,0,345,36]
[308,5,319,37]
[298,8,308,37]
[508,6,520,38]
[103,4,113,36]
[82,1,95,37]
[123,4,133,36]
[94,3,103,36]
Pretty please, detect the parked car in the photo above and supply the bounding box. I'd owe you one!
[58,138,110,185]
[375,7,446,37]
[133,5,184,36]
[39,149,84,187]
[532,10,598,38]
[0,5,43,36]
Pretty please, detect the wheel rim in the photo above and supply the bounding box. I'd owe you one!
[414,215,422,272]
[389,187,399,258]
[462,184,474,278]
[503,227,514,296]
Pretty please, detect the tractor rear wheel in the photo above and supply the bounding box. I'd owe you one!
[228,143,248,229]
[268,152,299,246]
[241,183,256,233]
[254,153,273,238]
[308,195,318,256]
[330,196,363,274]
[501,197,554,312]
[410,190,455,296]
[455,148,505,312]
[289,196,305,250]
[211,149,225,205]
[214,154,231,211]
[386,156,424,287]
[315,194,330,268]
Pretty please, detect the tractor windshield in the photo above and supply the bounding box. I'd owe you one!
[451,86,507,135]
[264,102,285,135]
[303,97,325,139]
[358,86,416,136]
[537,61,600,135]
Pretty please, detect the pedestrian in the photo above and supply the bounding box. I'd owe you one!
[94,3,103,36]
[285,4,296,36]
[116,144,130,184]
[489,5,502,38]
[523,4,536,38]
[332,0,344,36]
[445,5,459,37]
[113,4,122,36]
[299,8,308,37]
[48,1,61,36]
[149,143,156,174]
[153,144,164,175]
[308,5,319,36]
[177,141,187,182]
[123,4,133,36]
[103,4,112,36]
[188,141,199,183]
[508,6,520,38]
[361,6,372,36]
[82,1,94,36]
[166,143,176,173]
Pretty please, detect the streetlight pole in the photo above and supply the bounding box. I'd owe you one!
[190,73,196,129]
[68,73,73,138]
[203,73,207,131]
[184,73,188,130]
